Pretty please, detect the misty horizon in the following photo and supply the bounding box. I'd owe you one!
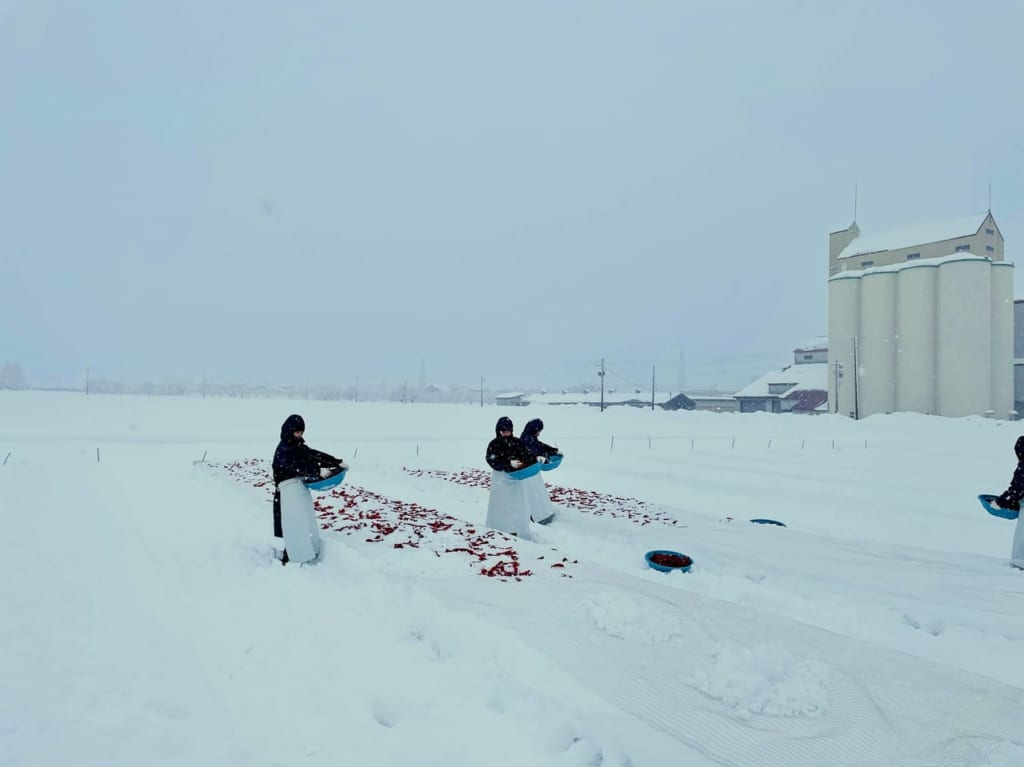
[3,2,1021,393]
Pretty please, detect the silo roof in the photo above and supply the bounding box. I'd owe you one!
[838,212,989,259]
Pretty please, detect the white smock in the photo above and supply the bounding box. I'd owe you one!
[485,470,533,539]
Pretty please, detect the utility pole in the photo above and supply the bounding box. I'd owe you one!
[832,361,842,414]
[85,367,90,395]
[599,358,606,412]
[202,369,207,399]
[852,336,860,420]
[651,365,656,410]
[480,376,484,407]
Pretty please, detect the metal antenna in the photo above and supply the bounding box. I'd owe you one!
[853,182,858,222]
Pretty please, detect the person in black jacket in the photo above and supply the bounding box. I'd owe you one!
[486,416,537,473]
[519,418,560,525]
[484,416,536,537]
[520,418,562,461]
[272,414,346,562]
[992,436,1024,513]
[991,435,1024,571]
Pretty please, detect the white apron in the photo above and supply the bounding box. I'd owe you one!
[1011,511,1024,570]
[279,477,322,564]
[485,470,533,539]
[523,472,555,524]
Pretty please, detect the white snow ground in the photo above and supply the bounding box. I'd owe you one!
[2,391,1023,767]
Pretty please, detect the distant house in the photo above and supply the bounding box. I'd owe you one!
[494,392,527,407]
[792,342,827,364]
[686,395,738,413]
[733,345,829,414]
[784,389,829,414]
[661,393,696,411]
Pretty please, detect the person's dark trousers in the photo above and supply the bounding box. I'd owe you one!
[272,488,290,564]
[273,487,283,538]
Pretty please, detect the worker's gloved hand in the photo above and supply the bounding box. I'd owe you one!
[535,455,547,464]
[510,459,523,469]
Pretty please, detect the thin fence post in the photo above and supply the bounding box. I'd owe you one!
[864,439,867,450]
[767,439,772,450]
[2,451,10,466]
[648,437,651,449]
[200,450,207,463]
[691,439,694,451]
[731,437,735,450]
[96,448,100,463]
[832,439,835,450]
[610,436,614,451]
[801,439,805,450]
[353,448,358,458]
[416,444,420,456]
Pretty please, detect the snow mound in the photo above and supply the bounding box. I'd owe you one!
[988,740,1024,767]
[583,590,685,643]
[690,644,830,718]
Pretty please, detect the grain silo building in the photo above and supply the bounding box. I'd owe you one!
[827,212,1014,419]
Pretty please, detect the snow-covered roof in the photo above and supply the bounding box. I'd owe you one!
[838,212,989,259]
[787,389,829,412]
[529,391,677,405]
[494,392,526,399]
[733,362,828,399]
[794,335,827,352]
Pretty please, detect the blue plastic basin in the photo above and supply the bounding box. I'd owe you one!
[507,462,542,480]
[304,468,348,491]
[978,494,1020,520]
[539,454,563,471]
[645,549,693,573]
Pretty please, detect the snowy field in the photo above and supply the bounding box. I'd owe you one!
[2,390,1023,767]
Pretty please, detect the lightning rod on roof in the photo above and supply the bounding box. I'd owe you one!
[988,183,992,212]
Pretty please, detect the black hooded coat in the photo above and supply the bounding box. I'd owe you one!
[271,414,343,539]
[485,417,536,473]
[272,414,342,485]
[520,419,560,458]
[996,436,1024,511]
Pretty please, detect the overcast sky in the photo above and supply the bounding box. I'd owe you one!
[2,1,1023,393]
